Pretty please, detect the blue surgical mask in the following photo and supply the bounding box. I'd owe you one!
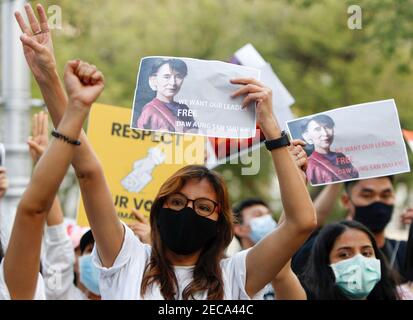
[330,254,381,299]
[249,215,277,243]
[79,254,101,295]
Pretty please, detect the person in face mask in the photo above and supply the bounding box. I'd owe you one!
[76,230,101,300]
[292,176,413,284]
[81,79,316,300]
[232,198,306,300]
[23,20,317,300]
[301,220,401,300]
[341,177,411,282]
[233,198,277,249]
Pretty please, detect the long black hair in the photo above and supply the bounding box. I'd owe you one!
[301,220,400,300]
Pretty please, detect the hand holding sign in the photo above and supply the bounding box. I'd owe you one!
[287,99,410,186]
[132,56,260,138]
[230,78,280,139]
[27,111,49,164]
[401,208,413,225]
[64,60,105,108]
[289,139,308,171]
[15,3,56,82]
[288,139,308,183]
[0,167,8,199]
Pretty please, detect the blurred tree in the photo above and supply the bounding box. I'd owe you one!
[26,0,413,218]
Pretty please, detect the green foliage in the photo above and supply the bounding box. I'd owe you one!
[28,0,413,214]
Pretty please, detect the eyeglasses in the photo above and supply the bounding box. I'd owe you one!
[164,193,218,217]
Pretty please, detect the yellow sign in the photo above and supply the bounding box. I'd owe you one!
[76,104,205,227]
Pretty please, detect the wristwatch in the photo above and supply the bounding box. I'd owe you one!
[264,131,290,151]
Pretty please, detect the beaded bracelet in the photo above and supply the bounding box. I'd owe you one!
[51,129,81,146]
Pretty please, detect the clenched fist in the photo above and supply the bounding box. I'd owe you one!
[64,60,105,108]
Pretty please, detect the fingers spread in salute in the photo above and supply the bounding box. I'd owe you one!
[27,111,49,164]
[15,10,32,36]
[24,3,42,35]
[35,4,50,34]
[14,3,55,80]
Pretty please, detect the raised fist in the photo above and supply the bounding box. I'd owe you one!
[63,60,105,108]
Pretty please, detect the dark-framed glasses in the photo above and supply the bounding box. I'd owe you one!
[165,193,218,217]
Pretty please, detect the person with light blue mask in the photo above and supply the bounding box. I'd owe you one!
[233,198,277,248]
[76,230,101,300]
[300,220,402,300]
[232,198,306,300]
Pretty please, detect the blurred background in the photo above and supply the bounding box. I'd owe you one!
[1,0,413,240]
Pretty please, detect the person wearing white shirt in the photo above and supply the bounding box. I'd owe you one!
[4,5,105,298]
[15,3,317,300]
[43,224,101,300]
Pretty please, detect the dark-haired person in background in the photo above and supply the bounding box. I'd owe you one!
[232,197,307,300]
[301,114,359,185]
[301,220,405,300]
[136,58,198,133]
[292,176,413,286]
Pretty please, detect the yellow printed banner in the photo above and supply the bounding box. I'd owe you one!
[76,104,205,227]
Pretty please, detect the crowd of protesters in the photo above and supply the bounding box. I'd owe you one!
[0,3,412,300]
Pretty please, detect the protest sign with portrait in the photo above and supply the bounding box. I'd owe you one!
[287,99,410,186]
[206,44,295,169]
[131,56,260,139]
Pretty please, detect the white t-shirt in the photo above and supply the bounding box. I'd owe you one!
[0,259,45,300]
[42,223,87,300]
[92,224,265,300]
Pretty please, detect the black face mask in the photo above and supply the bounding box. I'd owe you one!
[157,207,218,255]
[353,202,394,233]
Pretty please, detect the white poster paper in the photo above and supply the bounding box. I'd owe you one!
[131,56,260,139]
[287,99,410,186]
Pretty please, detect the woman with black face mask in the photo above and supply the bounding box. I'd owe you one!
[16,4,316,299]
[83,78,317,300]
[44,75,316,299]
